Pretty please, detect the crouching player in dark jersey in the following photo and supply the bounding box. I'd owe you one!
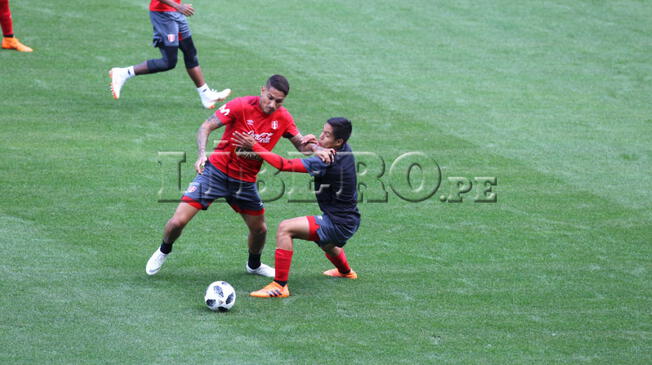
[232,117,360,298]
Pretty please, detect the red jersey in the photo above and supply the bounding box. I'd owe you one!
[209,96,299,182]
[149,0,180,12]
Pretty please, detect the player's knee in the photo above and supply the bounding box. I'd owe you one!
[246,220,267,238]
[164,52,178,70]
[321,244,339,256]
[180,37,199,68]
[166,216,187,231]
[146,47,178,72]
[147,58,176,72]
[183,53,198,69]
[251,222,267,237]
[277,219,293,236]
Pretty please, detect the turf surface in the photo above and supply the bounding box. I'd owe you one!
[1,0,651,363]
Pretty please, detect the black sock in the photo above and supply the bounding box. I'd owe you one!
[160,241,173,254]
[4,34,14,38]
[274,280,287,287]
[248,253,261,269]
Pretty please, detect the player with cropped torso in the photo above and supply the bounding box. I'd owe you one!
[109,0,230,108]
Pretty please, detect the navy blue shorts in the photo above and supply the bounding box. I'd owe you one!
[307,215,358,247]
[182,161,265,216]
[149,11,191,47]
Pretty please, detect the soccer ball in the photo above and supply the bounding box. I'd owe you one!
[204,281,236,312]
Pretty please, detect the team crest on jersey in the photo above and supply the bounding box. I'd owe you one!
[247,119,255,126]
[167,34,176,43]
[186,182,198,193]
[272,120,278,130]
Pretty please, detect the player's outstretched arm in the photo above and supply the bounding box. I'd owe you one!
[231,132,308,173]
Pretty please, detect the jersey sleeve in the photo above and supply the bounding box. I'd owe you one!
[301,156,330,177]
[283,115,299,138]
[213,98,241,126]
[251,143,308,173]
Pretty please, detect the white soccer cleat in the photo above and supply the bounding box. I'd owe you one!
[109,67,129,99]
[146,248,168,276]
[200,88,231,109]
[246,263,275,278]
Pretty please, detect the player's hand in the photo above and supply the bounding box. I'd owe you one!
[231,131,256,150]
[300,134,318,147]
[195,154,207,174]
[315,148,336,164]
[177,3,195,16]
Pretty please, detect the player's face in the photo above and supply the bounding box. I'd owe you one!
[319,123,343,149]
[259,86,286,114]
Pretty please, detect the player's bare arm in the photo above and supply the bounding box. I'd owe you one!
[289,133,335,164]
[159,0,195,16]
[195,114,223,173]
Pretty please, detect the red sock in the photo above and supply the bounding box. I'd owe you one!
[0,0,13,37]
[325,249,351,274]
[274,248,293,284]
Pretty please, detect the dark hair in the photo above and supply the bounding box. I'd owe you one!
[327,117,352,144]
[266,74,290,96]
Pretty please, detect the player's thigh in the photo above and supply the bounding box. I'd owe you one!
[173,13,192,39]
[277,216,313,241]
[149,11,180,47]
[170,201,200,226]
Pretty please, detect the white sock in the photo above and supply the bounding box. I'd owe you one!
[197,84,210,94]
[126,66,136,79]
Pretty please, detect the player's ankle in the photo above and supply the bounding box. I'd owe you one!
[160,241,173,254]
[197,83,209,93]
[248,253,261,269]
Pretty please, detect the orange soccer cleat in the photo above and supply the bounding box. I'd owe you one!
[2,37,33,52]
[250,281,290,298]
[323,268,358,279]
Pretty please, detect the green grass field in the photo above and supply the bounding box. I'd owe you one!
[1,0,651,363]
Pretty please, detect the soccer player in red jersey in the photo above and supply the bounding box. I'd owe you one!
[0,0,33,52]
[145,75,334,278]
[109,0,229,108]
[231,118,360,298]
